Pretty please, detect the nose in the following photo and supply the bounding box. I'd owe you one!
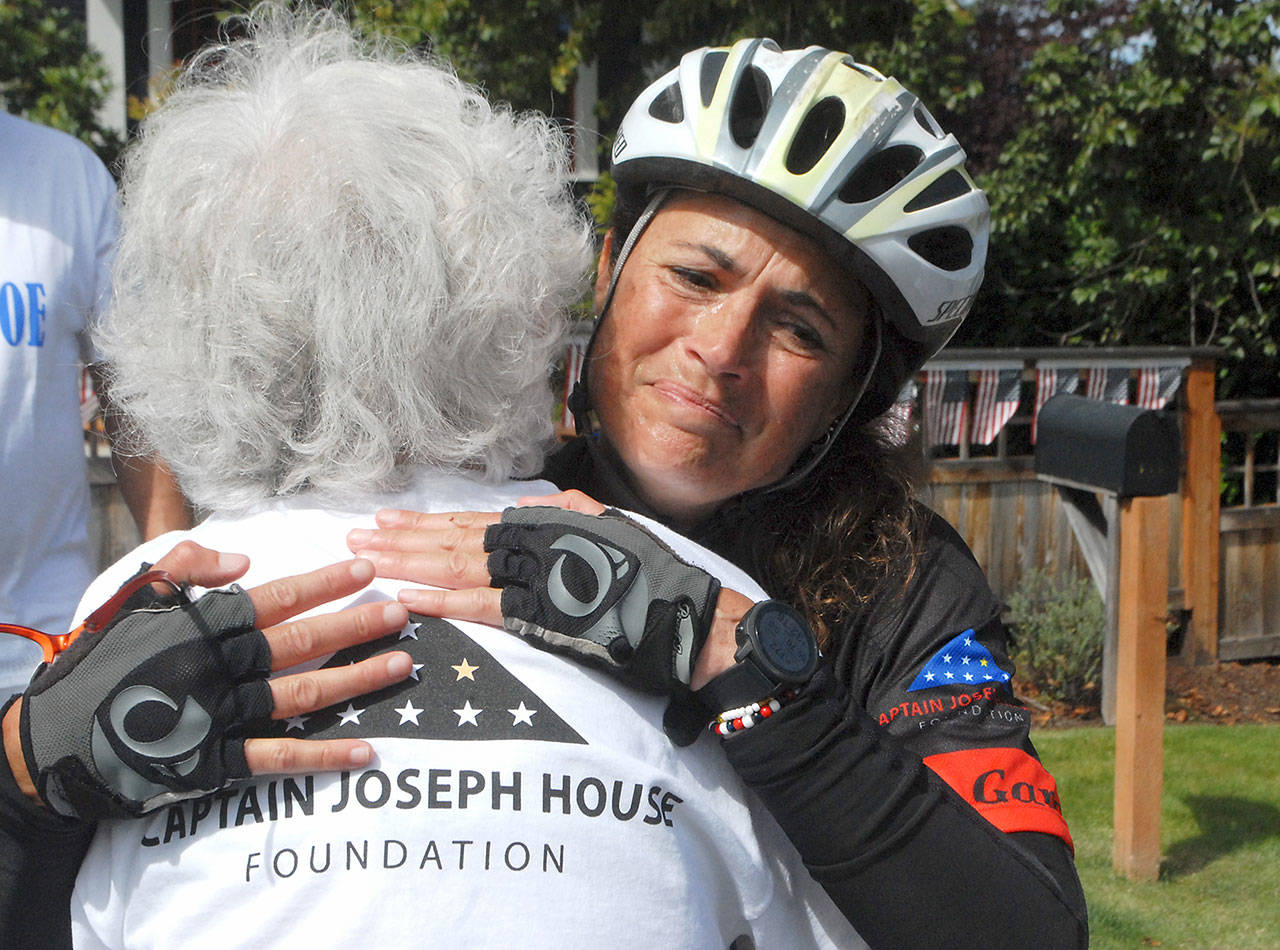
[683,294,758,378]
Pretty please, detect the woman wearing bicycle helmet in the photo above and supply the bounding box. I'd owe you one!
[0,34,1083,948]
[352,39,1087,949]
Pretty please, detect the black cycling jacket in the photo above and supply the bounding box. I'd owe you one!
[542,435,1089,950]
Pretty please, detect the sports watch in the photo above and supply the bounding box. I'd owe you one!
[697,599,819,713]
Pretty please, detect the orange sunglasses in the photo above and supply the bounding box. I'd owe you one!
[0,570,181,664]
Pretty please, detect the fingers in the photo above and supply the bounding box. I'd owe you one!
[268,650,413,719]
[151,541,250,589]
[515,489,607,515]
[396,586,503,628]
[371,508,500,531]
[244,737,375,775]
[265,600,410,671]
[347,523,488,555]
[248,558,377,629]
[353,548,492,590]
[347,525,492,590]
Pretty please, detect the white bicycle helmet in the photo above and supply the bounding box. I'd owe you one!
[603,37,989,422]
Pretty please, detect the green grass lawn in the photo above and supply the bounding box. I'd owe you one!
[1034,724,1280,949]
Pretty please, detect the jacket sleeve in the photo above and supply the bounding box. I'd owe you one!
[0,696,92,950]
[721,512,1088,949]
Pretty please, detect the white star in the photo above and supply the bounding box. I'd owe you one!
[924,671,935,682]
[961,656,971,665]
[409,662,425,682]
[399,627,419,641]
[964,673,974,682]
[508,702,537,726]
[285,714,309,732]
[452,658,479,681]
[453,700,482,726]
[338,703,365,726]
[963,637,973,647]
[942,653,952,664]
[945,671,955,680]
[396,700,424,725]
[983,673,993,681]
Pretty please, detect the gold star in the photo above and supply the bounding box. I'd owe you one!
[979,658,989,667]
[452,658,479,681]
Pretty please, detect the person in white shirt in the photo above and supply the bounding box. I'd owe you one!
[0,114,189,695]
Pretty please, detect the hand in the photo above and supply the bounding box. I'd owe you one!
[349,495,751,690]
[4,542,412,819]
[344,490,606,621]
[483,506,721,691]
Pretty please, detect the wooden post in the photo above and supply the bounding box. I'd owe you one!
[1113,494,1171,881]
[1180,358,1220,665]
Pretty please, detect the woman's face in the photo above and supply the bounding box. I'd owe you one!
[590,191,869,526]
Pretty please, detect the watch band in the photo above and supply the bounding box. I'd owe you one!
[698,657,778,715]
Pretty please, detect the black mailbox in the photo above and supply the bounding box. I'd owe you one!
[1035,394,1180,497]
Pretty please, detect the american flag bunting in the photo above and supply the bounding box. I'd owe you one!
[924,368,969,447]
[1086,365,1130,404]
[881,379,917,447]
[1032,366,1080,444]
[1136,364,1183,410]
[972,368,1022,445]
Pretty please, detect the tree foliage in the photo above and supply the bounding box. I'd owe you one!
[12,0,1275,395]
[350,1,915,132]
[958,0,1280,398]
[0,0,123,165]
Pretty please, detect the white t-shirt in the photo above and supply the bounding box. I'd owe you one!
[69,469,864,949]
[0,113,117,692]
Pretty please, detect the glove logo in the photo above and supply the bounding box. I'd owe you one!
[673,603,695,685]
[91,684,214,802]
[547,533,630,618]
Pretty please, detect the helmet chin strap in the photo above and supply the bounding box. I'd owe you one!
[569,188,673,434]
[758,312,882,497]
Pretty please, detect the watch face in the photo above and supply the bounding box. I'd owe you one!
[755,602,817,678]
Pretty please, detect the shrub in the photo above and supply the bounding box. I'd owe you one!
[1006,567,1104,707]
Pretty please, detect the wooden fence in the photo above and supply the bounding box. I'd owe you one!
[1216,399,1280,661]
[910,348,1280,665]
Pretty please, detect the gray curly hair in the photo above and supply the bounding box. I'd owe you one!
[95,4,592,512]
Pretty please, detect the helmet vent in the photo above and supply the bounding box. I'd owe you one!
[908,226,973,272]
[785,97,845,174]
[648,82,685,124]
[700,51,729,107]
[904,170,971,212]
[837,145,923,204]
[841,58,883,82]
[913,104,944,138]
[729,66,772,148]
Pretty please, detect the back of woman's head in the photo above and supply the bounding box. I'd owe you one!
[97,4,592,512]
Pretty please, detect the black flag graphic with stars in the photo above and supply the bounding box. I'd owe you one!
[261,617,585,744]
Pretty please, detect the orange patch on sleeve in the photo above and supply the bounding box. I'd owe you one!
[923,747,1074,850]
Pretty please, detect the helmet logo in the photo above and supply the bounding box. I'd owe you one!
[929,293,977,325]
[612,132,628,159]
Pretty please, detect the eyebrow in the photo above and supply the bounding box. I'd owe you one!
[676,240,836,326]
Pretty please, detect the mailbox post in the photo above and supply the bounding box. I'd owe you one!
[1035,394,1180,882]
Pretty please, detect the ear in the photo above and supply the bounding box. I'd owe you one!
[593,230,616,315]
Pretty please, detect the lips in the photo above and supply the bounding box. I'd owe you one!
[650,379,741,430]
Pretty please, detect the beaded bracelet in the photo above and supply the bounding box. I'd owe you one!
[710,689,796,737]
